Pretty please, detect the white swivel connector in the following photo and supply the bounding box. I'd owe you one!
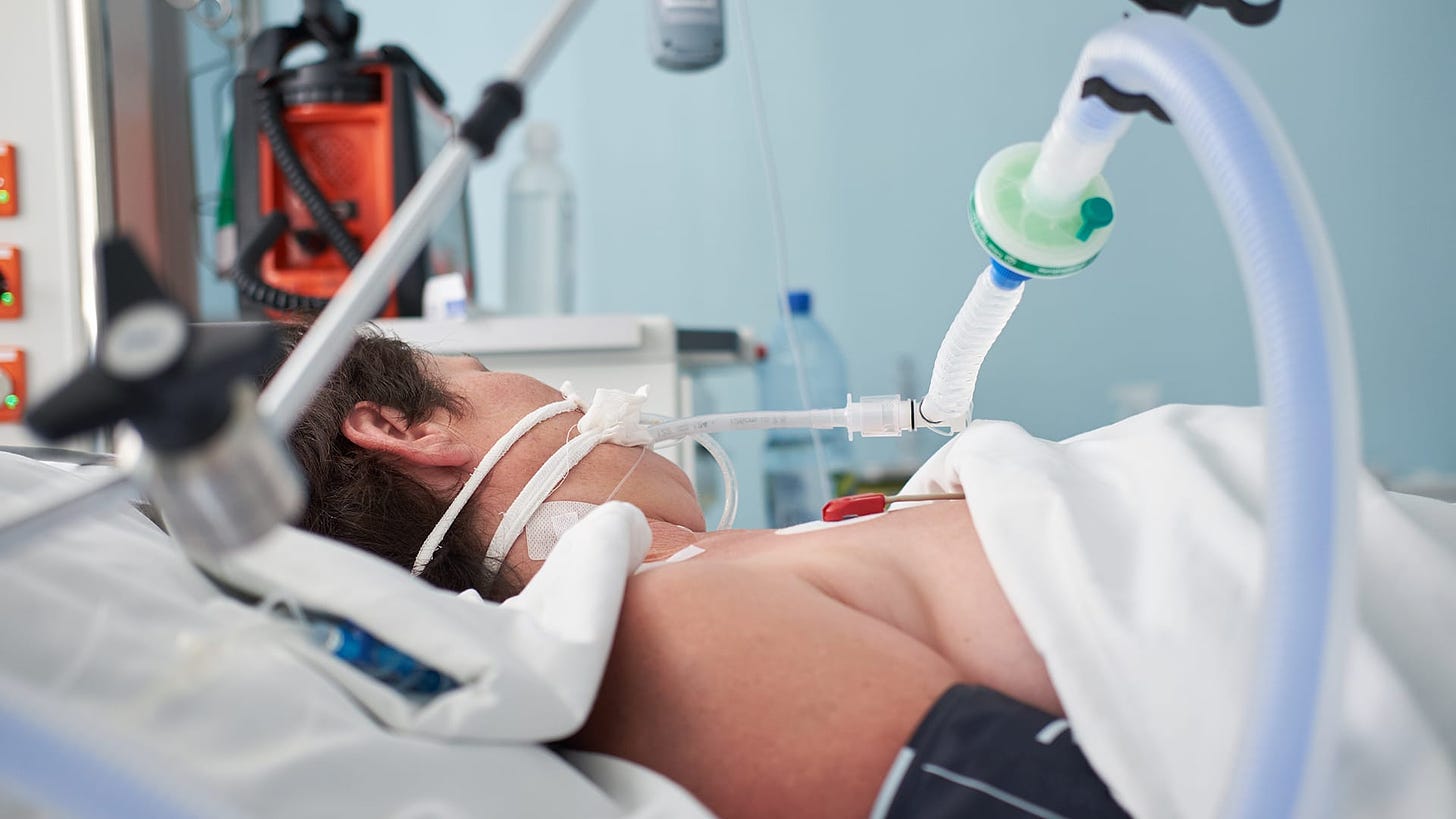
[819,394,959,439]
[839,394,915,439]
[800,395,910,439]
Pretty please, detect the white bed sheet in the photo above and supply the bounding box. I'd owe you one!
[0,452,712,818]
[903,404,1456,818]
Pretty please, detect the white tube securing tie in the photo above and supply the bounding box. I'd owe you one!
[412,399,577,576]
[487,432,604,565]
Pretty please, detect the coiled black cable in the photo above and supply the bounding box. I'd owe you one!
[232,83,365,313]
[255,84,363,268]
[230,211,330,313]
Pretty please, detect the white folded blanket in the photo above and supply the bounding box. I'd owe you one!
[903,404,1456,818]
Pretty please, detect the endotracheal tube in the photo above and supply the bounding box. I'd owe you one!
[646,394,919,445]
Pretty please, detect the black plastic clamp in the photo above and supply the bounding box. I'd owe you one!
[459,81,526,159]
[1081,76,1173,125]
[1129,0,1281,26]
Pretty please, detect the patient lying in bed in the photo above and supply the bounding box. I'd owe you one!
[268,325,1456,818]
[268,325,1127,818]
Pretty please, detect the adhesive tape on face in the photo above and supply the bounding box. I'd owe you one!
[524,501,598,560]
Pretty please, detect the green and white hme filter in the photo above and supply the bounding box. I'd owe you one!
[918,97,1126,429]
[970,141,1117,279]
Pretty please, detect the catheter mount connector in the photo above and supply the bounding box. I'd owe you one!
[912,400,967,435]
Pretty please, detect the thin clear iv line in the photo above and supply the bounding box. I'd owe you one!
[735,0,834,507]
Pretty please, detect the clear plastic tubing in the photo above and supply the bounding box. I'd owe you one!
[690,432,739,530]
[646,393,915,445]
[642,411,739,529]
[1042,15,1359,819]
[919,263,1026,426]
[647,408,843,443]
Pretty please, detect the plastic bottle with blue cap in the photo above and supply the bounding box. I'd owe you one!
[757,290,853,528]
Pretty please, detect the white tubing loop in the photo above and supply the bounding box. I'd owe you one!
[690,432,738,531]
[919,266,1024,427]
[641,412,739,532]
[1064,15,1359,819]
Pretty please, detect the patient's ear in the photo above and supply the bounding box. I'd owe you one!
[341,402,475,468]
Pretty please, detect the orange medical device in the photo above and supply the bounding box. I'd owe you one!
[230,1,472,318]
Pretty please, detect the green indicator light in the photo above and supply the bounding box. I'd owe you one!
[0,191,10,204]
[0,292,12,305]
[4,394,17,410]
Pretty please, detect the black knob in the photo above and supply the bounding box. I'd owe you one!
[26,237,279,452]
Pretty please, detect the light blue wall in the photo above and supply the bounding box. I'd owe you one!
[243,0,1456,523]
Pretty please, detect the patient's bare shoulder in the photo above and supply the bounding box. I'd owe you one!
[570,557,958,819]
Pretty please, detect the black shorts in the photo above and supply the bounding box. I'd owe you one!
[872,684,1131,819]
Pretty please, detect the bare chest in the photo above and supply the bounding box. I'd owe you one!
[689,502,1060,713]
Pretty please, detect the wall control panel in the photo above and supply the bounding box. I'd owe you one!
[0,245,21,319]
[0,2,101,445]
[0,143,15,218]
[0,347,24,423]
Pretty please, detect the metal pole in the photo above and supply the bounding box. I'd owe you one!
[504,0,596,85]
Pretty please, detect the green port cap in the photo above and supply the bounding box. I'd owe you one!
[0,292,11,306]
[4,394,17,410]
[1076,197,1115,242]
[0,190,10,204]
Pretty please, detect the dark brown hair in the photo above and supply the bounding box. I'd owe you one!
[263,322,517,600]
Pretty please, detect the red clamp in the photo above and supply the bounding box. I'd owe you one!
[821,493,889,522]
[821,491,967,522]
